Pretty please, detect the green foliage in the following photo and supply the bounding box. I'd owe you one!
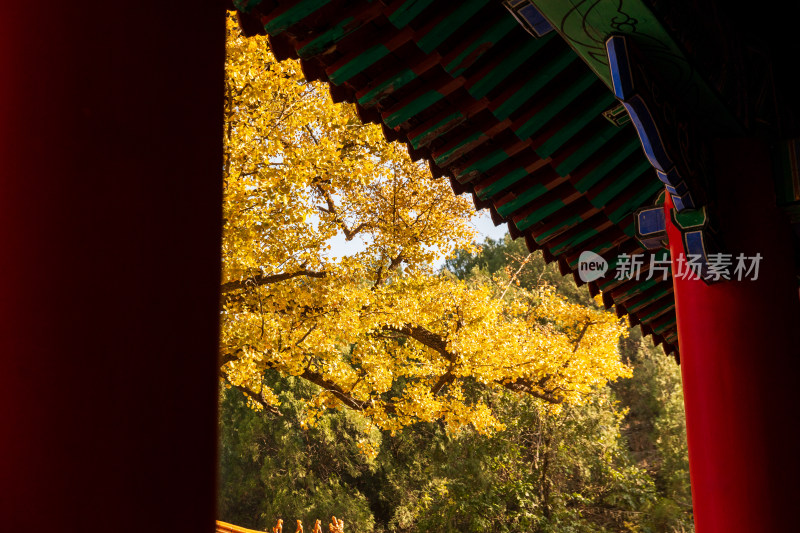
[220,234,693,533]
[219,236,693,533]
[445,234,591,305]
[218,373,377,532]
[613,332,693,532]
[375,387,656,533]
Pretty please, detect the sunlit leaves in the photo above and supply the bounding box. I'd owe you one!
[220,14,629,441]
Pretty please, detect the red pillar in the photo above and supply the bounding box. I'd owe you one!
[0,3,224,532]
[666,140,800,532]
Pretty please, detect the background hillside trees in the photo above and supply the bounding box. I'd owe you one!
[219,236,693,532]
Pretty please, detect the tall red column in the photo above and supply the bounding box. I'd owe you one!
[0,3,224,532]
[666,140,800,532]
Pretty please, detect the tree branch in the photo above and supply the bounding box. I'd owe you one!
[373,252,404,288]
[297,367,367,411]
[219,370,281,416]
[383,324,564,404]
[383,324,449,358]
[430,370,455,396]
[314,182,370,241]
[571,321,594,353]
[503,377,564,404]
[220,352,366,412]
[221,269,327,293]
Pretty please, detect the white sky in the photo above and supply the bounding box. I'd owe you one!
[472,209,509,242]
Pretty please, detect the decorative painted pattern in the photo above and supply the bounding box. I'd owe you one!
[605,35,695,211]
[529,0,741,135]
[669,206,722,283]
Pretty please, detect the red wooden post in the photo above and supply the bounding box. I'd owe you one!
[665,139,800,532]
[0,3,224,532]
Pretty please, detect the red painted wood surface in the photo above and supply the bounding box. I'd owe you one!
[666,140,800,532]
[0,3,224,532]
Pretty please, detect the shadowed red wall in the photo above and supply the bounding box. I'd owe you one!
[0,3,224,532]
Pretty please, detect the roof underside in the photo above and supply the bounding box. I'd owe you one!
[233,0,680,355]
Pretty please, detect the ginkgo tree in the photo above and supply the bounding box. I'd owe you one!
[219,15,630,445]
